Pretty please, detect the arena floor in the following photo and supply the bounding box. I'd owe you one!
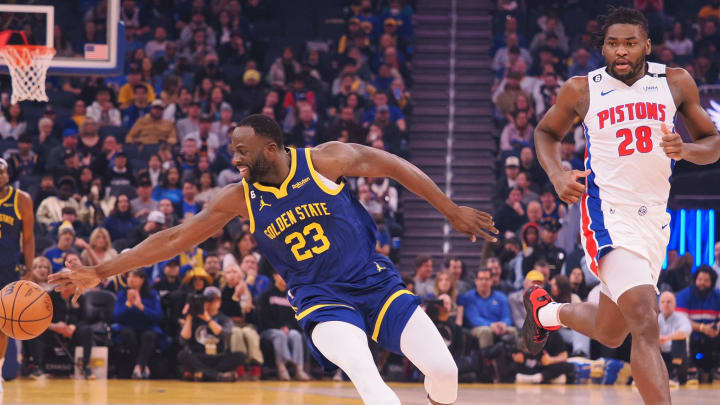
[1,379,719,404]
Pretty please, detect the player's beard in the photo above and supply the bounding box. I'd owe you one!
[244,153,272,183]
[610,58,644,81]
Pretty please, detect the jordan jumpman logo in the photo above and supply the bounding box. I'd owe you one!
[259,196,272,211]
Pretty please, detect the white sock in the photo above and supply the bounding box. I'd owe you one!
[537,302,566,328]
[516,373,543,383]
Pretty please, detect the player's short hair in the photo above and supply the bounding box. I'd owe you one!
[597,6,649,48]
[133,83,148,93]
[236,114,285,147]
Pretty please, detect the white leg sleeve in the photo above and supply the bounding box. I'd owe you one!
[311,321,401,405]
[400,307,458,404]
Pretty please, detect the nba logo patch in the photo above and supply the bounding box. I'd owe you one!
[593,74,602,82]
[638,206,647,216]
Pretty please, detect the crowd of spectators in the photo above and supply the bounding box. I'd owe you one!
[1,0,416,382]
[2,0,719,388]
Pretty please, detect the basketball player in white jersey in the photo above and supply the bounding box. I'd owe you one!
[525,7,720,404]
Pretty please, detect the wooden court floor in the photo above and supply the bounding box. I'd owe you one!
[1,379,719,404]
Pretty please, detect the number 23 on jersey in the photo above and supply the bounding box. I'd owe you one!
[284,222,331,261]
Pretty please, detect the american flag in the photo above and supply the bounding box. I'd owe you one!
[84,44,109,60]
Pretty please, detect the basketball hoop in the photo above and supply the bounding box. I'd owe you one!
[0,30,55,104]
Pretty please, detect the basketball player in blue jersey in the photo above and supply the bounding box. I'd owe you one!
[51,115,497,404]
[0,158,35,391]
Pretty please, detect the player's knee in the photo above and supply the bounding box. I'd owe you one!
[602,331,628,349]
[622,306,658,340]
[427,358,458,384]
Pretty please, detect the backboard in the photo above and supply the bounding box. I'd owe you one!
[0,0,124,76]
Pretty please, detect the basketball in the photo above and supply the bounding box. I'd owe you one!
[0,280,53,340]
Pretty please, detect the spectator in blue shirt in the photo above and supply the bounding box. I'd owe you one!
[567,47,598,78]
[101,194,140,242]
[675,266,720,379]
[152,166,183,204]
[240,254,270,298]
[173,179,203,219]
[44,222,79,273]
[113,269,163,380]
[122,85,151,129]
[362,92,406,131]
[459,268,518,349]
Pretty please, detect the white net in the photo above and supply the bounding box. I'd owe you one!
[0,45,55,104]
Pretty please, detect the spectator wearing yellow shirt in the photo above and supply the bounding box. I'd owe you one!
[118,69,156,109]
[126,100,178,145]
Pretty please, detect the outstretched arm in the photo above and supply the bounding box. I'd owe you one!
[310,142,498,241]
[50,183,247,299]
[534,77,590,204]
[97,184,245,278]
[662,68,720,165]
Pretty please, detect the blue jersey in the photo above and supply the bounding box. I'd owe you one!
[244,148,379,290]
[243,148,420,371]
[0,186,23,279]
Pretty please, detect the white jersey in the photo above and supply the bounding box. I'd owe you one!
[580,62,675,278]
[582,62,676,207]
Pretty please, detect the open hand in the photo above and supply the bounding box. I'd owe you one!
[550,170,589,204]
[659,123,684,160]
[48,256,102,304]
[448,206,498,243]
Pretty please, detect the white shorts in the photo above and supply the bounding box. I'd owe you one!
[580,196,670,302]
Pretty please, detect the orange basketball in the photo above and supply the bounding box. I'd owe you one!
[0,280,53,340]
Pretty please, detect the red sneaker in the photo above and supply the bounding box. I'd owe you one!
[250,365,261,381]
[236,365,247,379]
[522,285,561,355]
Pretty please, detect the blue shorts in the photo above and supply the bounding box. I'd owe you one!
[289,256,421,371]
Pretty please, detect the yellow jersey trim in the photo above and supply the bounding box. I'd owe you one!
[13,187,21,220]
[371,289,414,342]
[253,148,297,199]
[295,303,355,321]
[241,179,255,233]
[305,148,344,195]
[0,186,13,207]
